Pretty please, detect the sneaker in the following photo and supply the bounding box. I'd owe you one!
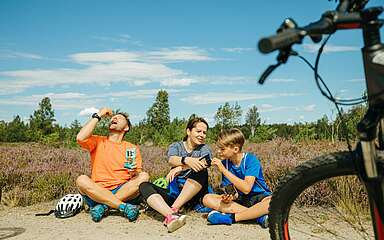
[207,211,233,225]
[119,203,139,222]
[90,204,108,222]
[255,215,268,228]
[163,213,187,233]
[193,203,212,213]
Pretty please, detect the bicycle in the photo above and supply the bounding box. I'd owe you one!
[257,0,384,239]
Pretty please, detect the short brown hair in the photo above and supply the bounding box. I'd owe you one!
[217,128,245,150]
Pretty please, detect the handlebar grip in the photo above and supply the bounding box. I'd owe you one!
[258,29,303,54]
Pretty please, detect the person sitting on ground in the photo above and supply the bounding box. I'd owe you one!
[203,128,271,228]
[139,117,212,232]
[76,107,149,222]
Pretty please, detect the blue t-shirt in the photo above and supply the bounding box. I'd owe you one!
[166,141,212,199]
[222,152,271,196]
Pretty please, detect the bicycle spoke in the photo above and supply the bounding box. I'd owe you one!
[286,175,373,239]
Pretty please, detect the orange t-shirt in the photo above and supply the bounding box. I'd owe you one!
[78,135,142,190]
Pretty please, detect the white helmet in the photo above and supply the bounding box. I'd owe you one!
[54,194,83,218]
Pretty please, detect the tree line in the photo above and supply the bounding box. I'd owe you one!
[0,90,366,146]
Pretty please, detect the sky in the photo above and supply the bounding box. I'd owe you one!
[0,0,383,127]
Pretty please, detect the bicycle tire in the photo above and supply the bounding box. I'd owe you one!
[269,151,374,240]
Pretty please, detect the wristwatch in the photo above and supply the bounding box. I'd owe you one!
[92,113,101,121]
[181,156,186,165]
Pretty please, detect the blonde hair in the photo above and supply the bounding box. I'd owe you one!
[217,128,245,150]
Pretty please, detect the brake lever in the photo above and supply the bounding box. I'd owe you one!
[258,49,298,85]
[258,62,282,84]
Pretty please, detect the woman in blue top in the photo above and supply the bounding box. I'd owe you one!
[139,117,212,233]
[203,128,271,228]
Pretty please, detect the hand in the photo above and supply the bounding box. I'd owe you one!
[185,157,207,172]
[221,194,235,204]
[166,166,183,182]
[98,107,112,117]
[212,157,225,172]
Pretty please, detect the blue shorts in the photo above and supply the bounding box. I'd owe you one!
[83,184,140,208]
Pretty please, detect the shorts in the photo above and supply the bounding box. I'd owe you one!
[83,184,140,208]
[235,192,271,208]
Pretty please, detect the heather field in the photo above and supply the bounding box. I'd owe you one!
[0,139,348,208]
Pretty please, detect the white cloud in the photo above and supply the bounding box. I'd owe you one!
[147,47,216,62]
[0,62,183,94]
[303,104,316,112]
[92,34,143,46]
[0,89,182,111]
[347,78,364,82]
[181,92,302,105]
[0,50,43,60]
[70,52,141,64]
[0,47,217,94]
[270,78,297,83]
[79,107,99,116]
[259,104,296,113]
[160,78,197,87]
[221,48,254,53]
[302,43,359,53]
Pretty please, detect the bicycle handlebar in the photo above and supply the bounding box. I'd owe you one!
[258,0,369,54]
[258,11,364,54]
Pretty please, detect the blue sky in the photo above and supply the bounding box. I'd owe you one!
[0,0,382,126]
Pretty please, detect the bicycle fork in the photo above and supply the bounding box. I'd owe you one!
[358,108,384,238]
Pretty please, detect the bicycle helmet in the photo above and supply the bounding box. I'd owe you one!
[54,194,83,218]
[152,177,168,189]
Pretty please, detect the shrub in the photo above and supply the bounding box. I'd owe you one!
[0,139,352,208]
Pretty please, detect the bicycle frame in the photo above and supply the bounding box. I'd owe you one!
[258,1,384,238]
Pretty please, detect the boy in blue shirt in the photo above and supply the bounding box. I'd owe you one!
[202,128,271,228]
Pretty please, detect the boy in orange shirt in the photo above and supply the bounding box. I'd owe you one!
[76,107,149,222]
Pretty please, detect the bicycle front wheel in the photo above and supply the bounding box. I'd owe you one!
[269,151,374,240]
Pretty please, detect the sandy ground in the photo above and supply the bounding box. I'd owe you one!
[0,201,270,240]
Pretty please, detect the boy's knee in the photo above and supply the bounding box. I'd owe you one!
[202,193,213,206]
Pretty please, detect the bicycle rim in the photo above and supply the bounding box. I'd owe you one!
[269,151,374,240]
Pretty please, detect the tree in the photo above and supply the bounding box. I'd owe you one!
[214,102,242,130]
[29,97,56,135]
[245,106,261,137]
[250,124,277,143]
[6,115,28,142]
[146,90,170,130]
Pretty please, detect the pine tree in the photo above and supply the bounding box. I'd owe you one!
[245,106,261,137]
[29,97,56,135]
[146,90,170,130]
[214,102,242,130]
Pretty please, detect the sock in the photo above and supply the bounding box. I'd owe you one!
[118,203,126,212]
[230,213,236,223]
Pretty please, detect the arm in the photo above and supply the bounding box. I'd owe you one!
[76,108,112,141]
[167,142,207,171]
[212,158,254,194]
[168,156,207,172]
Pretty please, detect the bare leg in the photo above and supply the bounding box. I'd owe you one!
[115,172,149,202]
[76,175,122,209]
[203,194,247,213]
[234,196,271,222]
[171,178,202,210]
[146,194,174,217]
